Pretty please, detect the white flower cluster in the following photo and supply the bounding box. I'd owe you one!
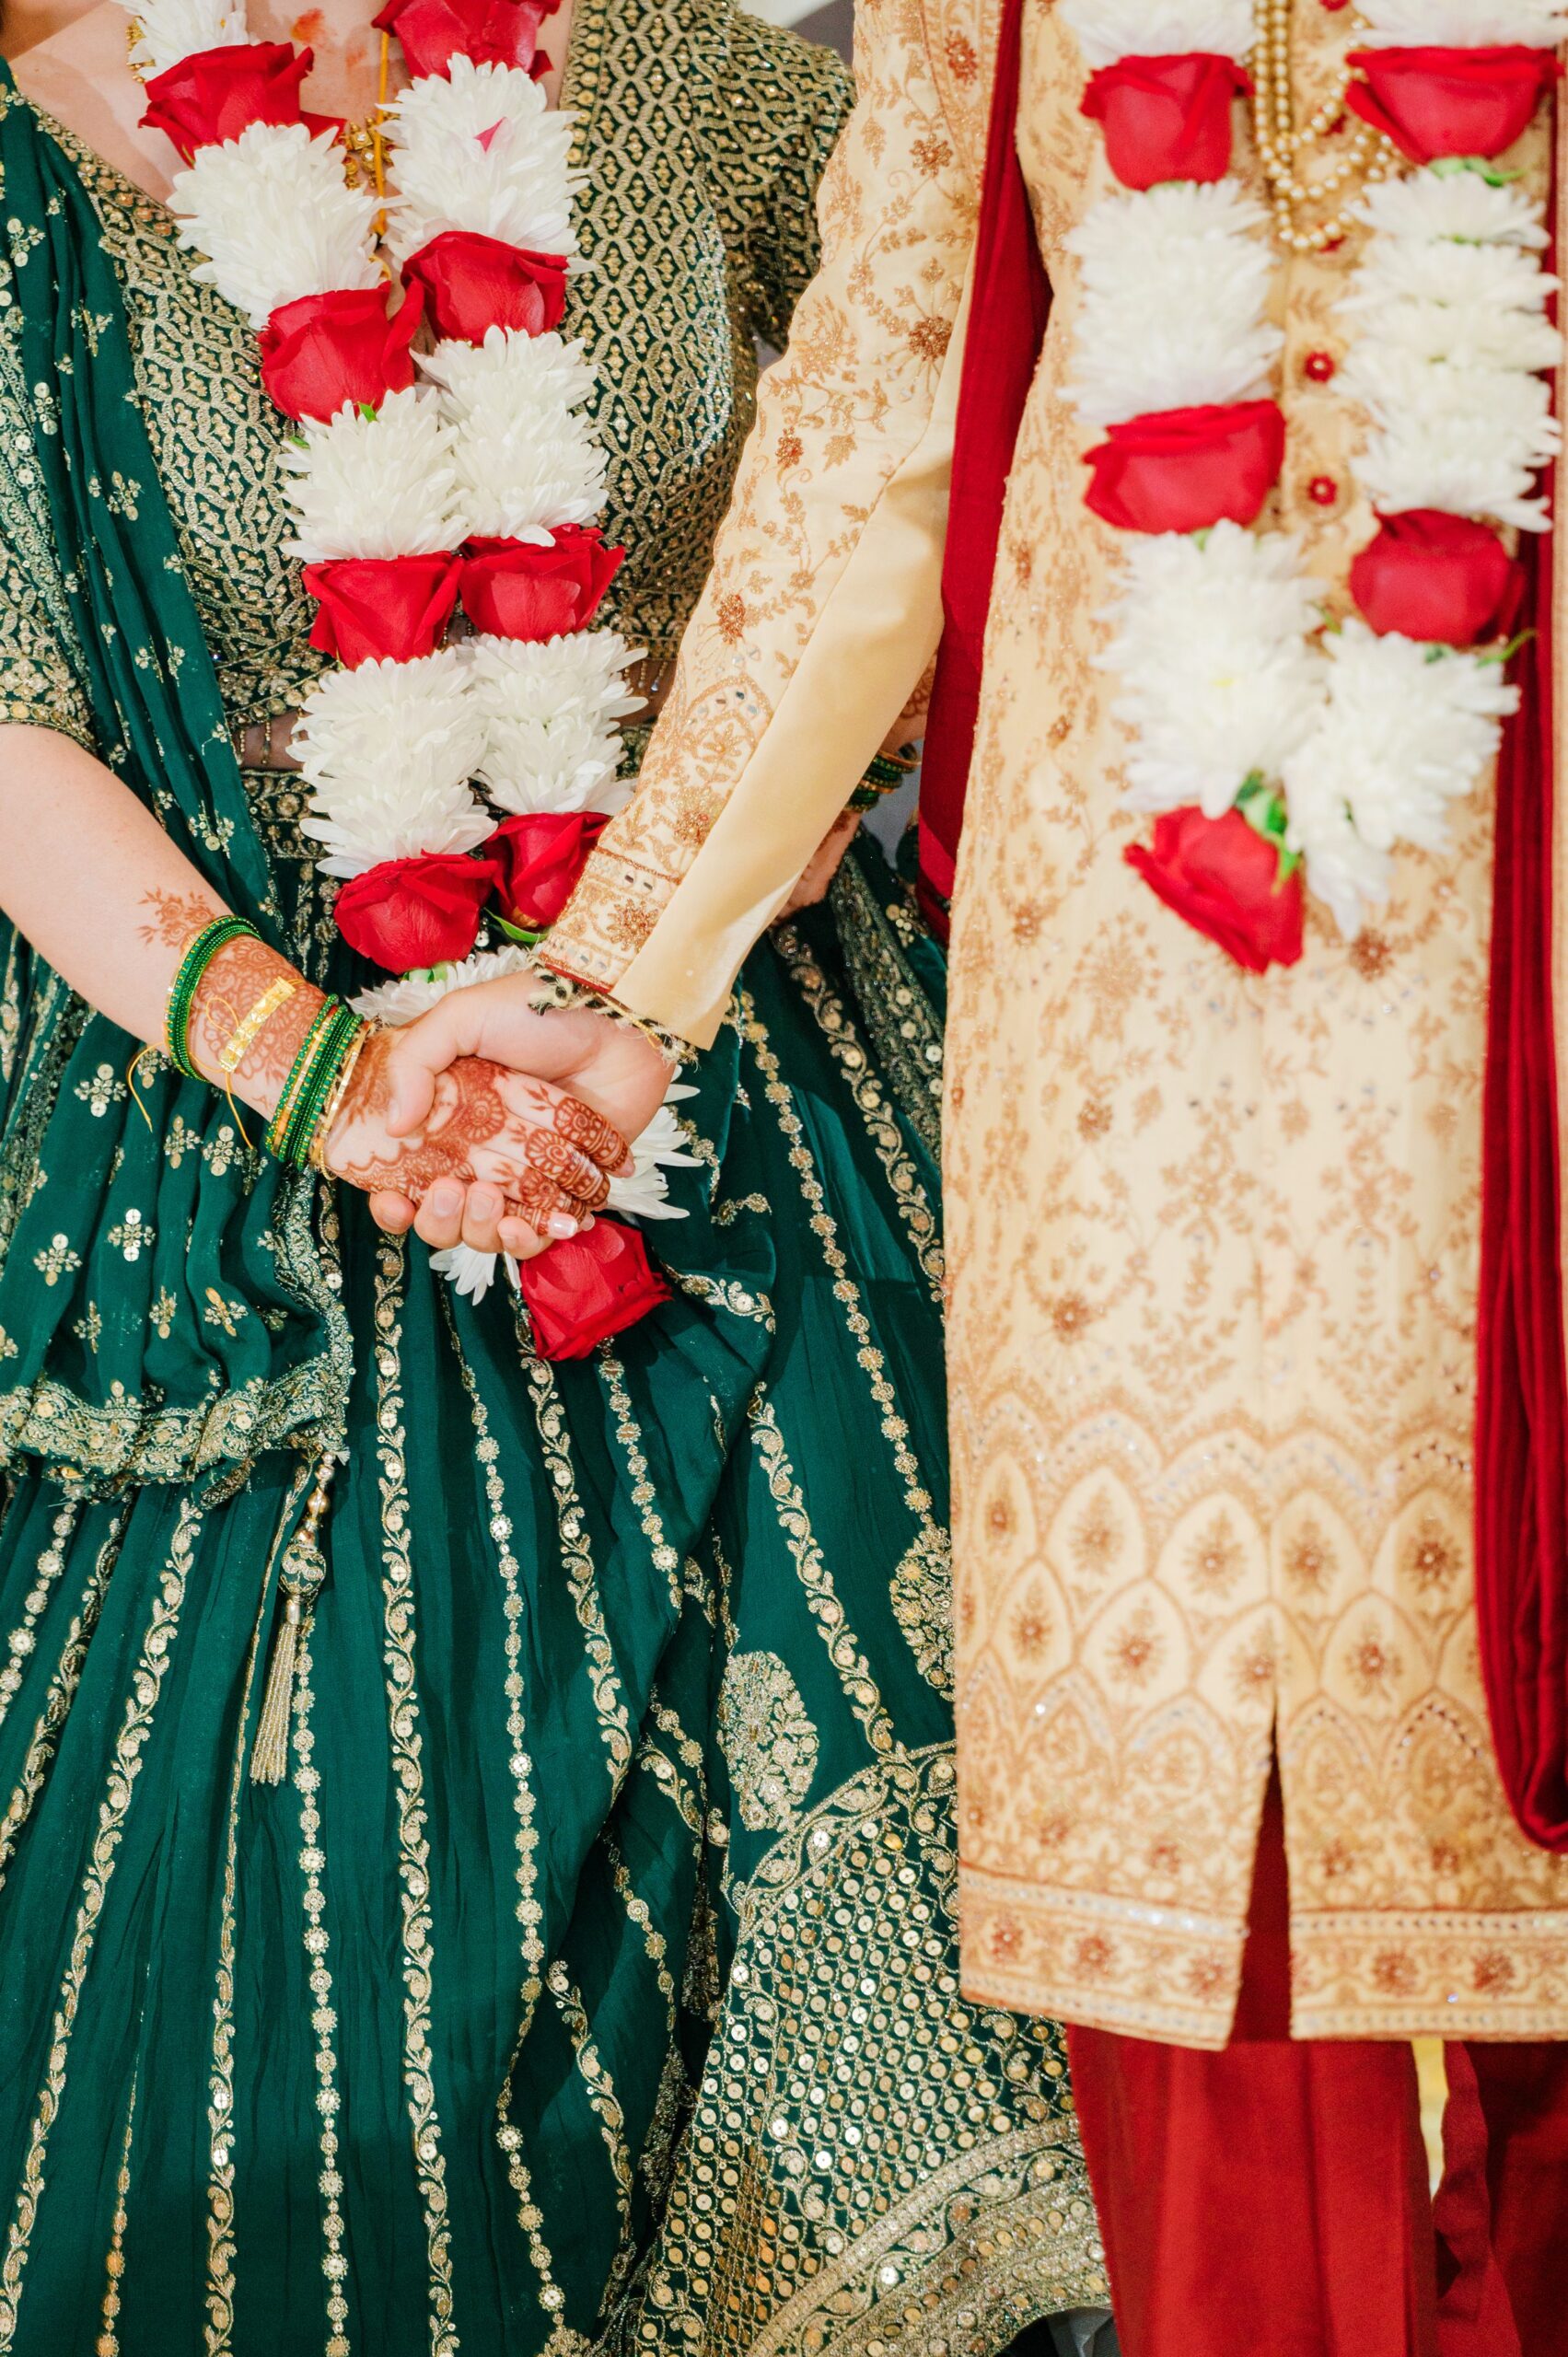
[1059,0,1256,70]
[1284,627,1520,937]
[1342,169,1562,531]
[1355,0,1568,46]
[464,631,644,813]
[1097,525,1323,818]
[420,330,608,540]
[171,124,380,326]
[1064,183,1282,426]
[120,0,249,78]
[382,58,581,264]
[293,652,491,874]
[280,389,459,561]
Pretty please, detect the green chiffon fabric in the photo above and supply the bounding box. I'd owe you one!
[0,58,1103,2357]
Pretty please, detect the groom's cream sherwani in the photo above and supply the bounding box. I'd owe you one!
[544,0,1568,2046]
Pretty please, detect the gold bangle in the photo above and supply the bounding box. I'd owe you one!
[217,976,297,1076]
[309,1019,376,1173]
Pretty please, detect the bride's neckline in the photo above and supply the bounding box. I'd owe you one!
[8,0,598,217]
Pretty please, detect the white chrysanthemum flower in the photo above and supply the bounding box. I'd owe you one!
[424,330,609,540]
[1353,298,1561,374]
[463,631,644,813]
[1346,351,1560,529]
[1059,0,1255,67]
[293,652,491,874]
[1098,525,1325,817]
[119,0,249,78]
[430,1244,515,1302]
[1284,772,1392,943]
[349,943,544,1025]
[1355,169,1551,253]
[278,389,460,562]
[383,57,581,261]
[171,124,379,326]
[1283,625,1519,935]
[1342,236,1555,321]
[1356,0,1568,45]
[1064,183,1283,425]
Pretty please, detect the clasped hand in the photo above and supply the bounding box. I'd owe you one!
[320,981,674,1260]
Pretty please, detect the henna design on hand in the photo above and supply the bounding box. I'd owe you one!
[524,1129,611,1211]
[186,935,324,1116]
[552,1096,629,1175]
[139,886,225,949]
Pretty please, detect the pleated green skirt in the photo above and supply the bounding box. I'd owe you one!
[0,843,1103,2356]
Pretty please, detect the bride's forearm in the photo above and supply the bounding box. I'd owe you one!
[0,724,325,1115]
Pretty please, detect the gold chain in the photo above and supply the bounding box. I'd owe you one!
[1252,0,1400,254]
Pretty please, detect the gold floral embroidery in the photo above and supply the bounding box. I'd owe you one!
[717,1651,819,1832]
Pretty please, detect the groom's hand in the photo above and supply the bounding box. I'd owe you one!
[367,980,675,1257]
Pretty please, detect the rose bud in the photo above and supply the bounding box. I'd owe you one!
[401,232,568,344]
[334,852,501,970]
[140,42,331,163]
[460,528,623,641]
[1350,512,1521,648]
[1347,46,1563,166]
[260,284,425,424]
[372,0,552,80]
[302,552,462,668]
[1083,401,1285,536]
[1125,807,1305,975]
[1081,53,1251,190]
[518,1220,670,1361]
[489,811,610,936]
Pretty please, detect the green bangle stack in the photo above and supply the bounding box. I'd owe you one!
[848,744,921,814]
[164,914,258,1076]
[265,999,366,1169]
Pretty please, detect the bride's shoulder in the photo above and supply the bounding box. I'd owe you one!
[8,4,173,202]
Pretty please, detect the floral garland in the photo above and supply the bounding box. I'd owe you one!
[122,0,691,1345]
[1060,0,1567,970]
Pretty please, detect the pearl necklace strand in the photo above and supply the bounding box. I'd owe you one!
[1252,0,1399,253]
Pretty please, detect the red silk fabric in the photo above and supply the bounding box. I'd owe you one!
[916,0,1049,934]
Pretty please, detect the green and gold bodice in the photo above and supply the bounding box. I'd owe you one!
[0,0,851,744]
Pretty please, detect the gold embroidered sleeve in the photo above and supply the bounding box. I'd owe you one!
[540,0,978,1048]
[708,6,854,353]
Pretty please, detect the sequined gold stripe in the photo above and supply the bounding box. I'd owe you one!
[746,1395,900,1760]
[0,1503,81,1746]
[97,2070,135,2357]
[0,1496,203,2352]
[373,1240,459,2357]
[772,915,945,1300]
[602,1832,679,2033]
[0,1507,126,1898]
[523,1358,633,1781]
[440,1307,571,2323]
[287,1627,351,2355]
[598,1352,682,1614]
[205,1527,286,2357]
[545,1968,636,2310]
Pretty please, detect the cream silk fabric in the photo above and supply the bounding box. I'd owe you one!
[543,0,1568,2046]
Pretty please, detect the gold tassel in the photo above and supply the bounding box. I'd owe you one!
[250,1454,339,1787]
[250,1591,301,1787]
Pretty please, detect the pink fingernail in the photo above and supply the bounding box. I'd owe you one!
[548,1213,577,1240]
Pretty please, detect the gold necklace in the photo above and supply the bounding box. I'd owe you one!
[1252,0,1399,254]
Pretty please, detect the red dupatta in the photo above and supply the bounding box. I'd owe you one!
[916,0,1049,937]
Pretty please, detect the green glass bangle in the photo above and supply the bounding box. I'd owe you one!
[848,743,921,813]
[269,1005,367,1172]
[164,914,257,1078]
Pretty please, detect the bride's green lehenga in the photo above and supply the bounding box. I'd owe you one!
[0,6,1104,2351]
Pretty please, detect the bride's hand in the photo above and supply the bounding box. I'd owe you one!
[321,1028,631,1261]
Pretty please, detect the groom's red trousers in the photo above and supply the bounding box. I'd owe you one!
[1064,1775,1568,2356]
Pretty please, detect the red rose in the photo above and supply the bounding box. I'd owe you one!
[302,552,462,667]
[334,852,501,970]
[1083,400,1285,535]
[1125,807,1305,974]
[140,42,333,162]
[401,232,568,344]
[460,528,623,640]
[519,1220,669,1361]
[259,284,424,424]
[1350,511,1522,647]
[489,811,610,935]
[1081,53,1251,190]
[1347,46,1562,165]
[373,0,552,79]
